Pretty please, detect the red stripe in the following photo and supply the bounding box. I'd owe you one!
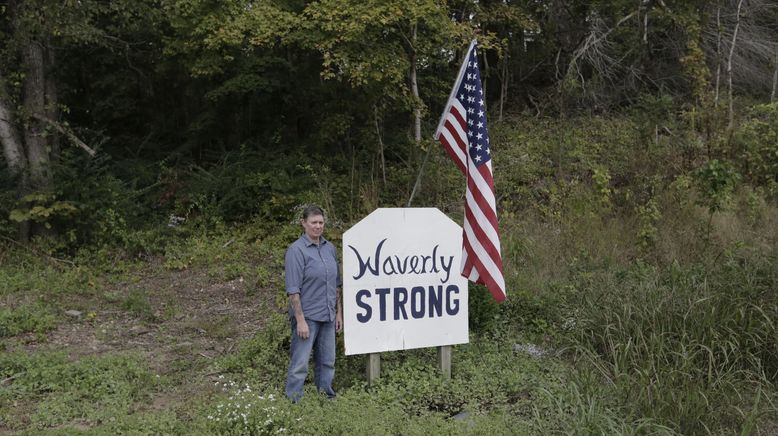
[463,202,503,272]
[466,166,499,230]
[449,106,466,130]
[438,134,466,174]
[444,116,468,153]
[441,118,467,173]
[462,235,506,302]
[461,242,475,277]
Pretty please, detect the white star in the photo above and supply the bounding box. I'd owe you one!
[476,133,483,140]
[473,61,478,68]
[467,108,474,114]
[459,93,464,100]
[475,155,482,162]
[467,119,474,126]
[479,99,484,106]
[478,110,484,117]
[477,122,483,128]
[467,130,473,137]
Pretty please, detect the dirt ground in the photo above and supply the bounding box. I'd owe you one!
[3,267,281,430]
[19,270,273,358]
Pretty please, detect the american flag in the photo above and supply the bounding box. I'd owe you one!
[434,40,506,303]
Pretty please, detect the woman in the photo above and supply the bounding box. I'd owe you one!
[284,205,343,401]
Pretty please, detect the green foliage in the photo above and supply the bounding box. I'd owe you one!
[677,15,710,105]
[535,375,676,435]
[564,251,778,434]
[694,159,740,214]
[733,102,778,197]
[205,379,293,435]
[0,302,58,338]
[121,289,155,322]
[303,0,470,94]
[217,311,290,383]
[468,284,500,333]
[169,149,318,225]
[9,192,78,229]
[0,351,157,430]
[636,197,661,252]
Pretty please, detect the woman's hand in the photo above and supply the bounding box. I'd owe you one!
[296,319,310,339]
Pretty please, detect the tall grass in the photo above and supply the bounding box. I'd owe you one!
[505,184,778,433]
[567,253,777,434]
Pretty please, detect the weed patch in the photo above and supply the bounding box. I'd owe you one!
[0,351,158,431]
[0,302,58,337]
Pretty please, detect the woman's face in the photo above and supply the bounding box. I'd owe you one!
[302,214,325,242]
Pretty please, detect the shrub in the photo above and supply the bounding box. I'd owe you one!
[733,102,778,197]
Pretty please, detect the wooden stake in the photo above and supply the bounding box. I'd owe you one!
[438,345,452,379]
[367,353,381,384]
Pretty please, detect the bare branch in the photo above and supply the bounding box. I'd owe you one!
[31,114,96,156]
[773,43,778,102]
[563,10,639,90]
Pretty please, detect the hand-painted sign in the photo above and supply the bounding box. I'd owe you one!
[343,208,469,355]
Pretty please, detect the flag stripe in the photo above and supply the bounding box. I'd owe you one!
[436,100,468,174]
[467,164,498,229]
[463,199,504,278]
[439,120,467,173]
[462,233,506,302]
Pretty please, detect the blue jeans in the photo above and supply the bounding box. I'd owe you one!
[286,317,336,401]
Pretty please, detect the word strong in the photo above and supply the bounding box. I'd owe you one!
[343,208,469,355]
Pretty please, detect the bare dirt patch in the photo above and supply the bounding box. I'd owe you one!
[3,266,282,428]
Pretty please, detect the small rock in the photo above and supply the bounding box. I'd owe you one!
[452,411,470,421]
[65,310,82,318]
[177,342,193,347]
[513,343,548,358]
[130,325,151,335]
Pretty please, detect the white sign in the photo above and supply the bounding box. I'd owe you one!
[343,208,469,355]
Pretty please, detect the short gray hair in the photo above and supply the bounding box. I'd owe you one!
[302,205,325,220]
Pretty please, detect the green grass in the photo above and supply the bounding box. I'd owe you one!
[0,303,58,338]
[0,351,159,431]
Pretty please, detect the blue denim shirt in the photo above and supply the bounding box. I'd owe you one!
[285,234,342,322]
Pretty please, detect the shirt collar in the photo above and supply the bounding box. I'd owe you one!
[301,233,327,247]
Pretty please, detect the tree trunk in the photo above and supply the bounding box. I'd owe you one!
[0,72,31,241]
[770,42,778,103]
[409,23,421,146]
[727,0,744,131]
[22,41,51,188]
[499,51,508,122]
[406,23,424,207]
[45,42,60,161]
[374,105,386,185]
[714,3,722,107]
[0,93,27,178]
